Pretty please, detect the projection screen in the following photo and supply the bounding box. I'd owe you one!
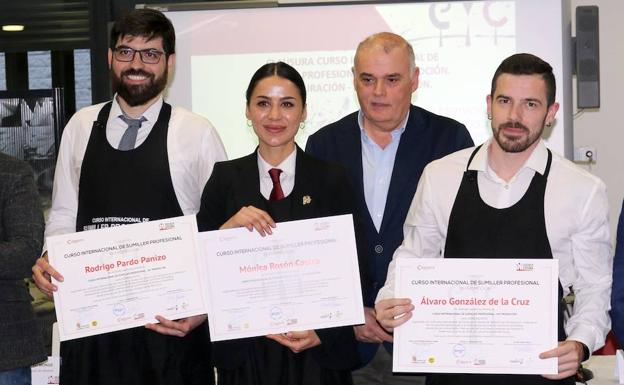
[152,0,572,160]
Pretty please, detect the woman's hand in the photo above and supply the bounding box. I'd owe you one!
[220,206,276,236]
[267,330,321,353]
[145,314,207,337]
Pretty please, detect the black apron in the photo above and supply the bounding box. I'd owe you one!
[427,146,573,385]
[61,101,213,385]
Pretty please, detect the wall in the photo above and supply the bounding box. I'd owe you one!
[570,0,624,242]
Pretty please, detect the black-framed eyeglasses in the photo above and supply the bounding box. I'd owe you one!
[112,47,165,64]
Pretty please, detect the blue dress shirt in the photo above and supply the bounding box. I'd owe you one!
[358,111,408,231]
[612,200,624,346]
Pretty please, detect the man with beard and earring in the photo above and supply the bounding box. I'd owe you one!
[375,53,612,385]
[30,9,226,385]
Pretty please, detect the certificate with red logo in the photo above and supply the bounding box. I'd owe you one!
[393,258,558,375]
[47,215,207,341]
[199,214,365,341]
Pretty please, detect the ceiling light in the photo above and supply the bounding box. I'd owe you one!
[2,25,25,32]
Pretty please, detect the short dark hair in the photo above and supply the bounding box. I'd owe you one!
[110,9,175,56]
[246,62,307,106]
[491,53,556,107]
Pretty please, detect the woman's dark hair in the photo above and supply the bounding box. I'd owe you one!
[246,62,307,105]
[110,9,175,56]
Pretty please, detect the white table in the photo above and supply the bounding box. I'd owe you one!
[583,355,619,384]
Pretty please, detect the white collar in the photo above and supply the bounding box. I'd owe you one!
[257,147,297,177]
[469,138,549,177]
[111,94,164,123]
[357,109,409,139]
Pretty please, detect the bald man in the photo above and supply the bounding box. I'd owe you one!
[306,32,473,385]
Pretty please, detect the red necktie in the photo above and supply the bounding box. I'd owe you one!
[269,168,284,201]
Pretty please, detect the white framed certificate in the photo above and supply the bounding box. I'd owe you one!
[199,214,365,341]
[47,215,208,341]
[393,258,558,375]
[31,357,60,385]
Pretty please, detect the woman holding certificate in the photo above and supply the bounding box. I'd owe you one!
[196,62,361,385]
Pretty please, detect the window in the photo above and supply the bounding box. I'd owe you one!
[74,49,92,109]
[0,53,5,91]
[28,51,52,89]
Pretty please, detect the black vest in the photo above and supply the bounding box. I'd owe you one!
[428,146,573,385]
[76,101,183,232]
[61,102,212,385]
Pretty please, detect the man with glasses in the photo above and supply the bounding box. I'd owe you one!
[31,8,226,385]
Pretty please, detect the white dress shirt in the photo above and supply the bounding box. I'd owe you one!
[257,148,296,200]
[45,96,227,239]
[377,139,612,353]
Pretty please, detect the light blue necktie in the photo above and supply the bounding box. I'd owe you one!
[118,115,146,151]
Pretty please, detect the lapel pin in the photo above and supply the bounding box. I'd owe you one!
[303,195,312,205]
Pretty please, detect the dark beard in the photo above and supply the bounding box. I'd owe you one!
[493,120,544,153]
[111,68,167,107]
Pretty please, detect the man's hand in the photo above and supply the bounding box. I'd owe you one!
[145,314,207,337]
[31,251,64,297]
[266,330,321,353]
[539,340,585,380]
[354,306,394,343]
[374,298,414,333]
[220,206,276,236]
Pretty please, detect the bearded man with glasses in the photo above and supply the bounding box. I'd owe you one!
[31,8,226,385]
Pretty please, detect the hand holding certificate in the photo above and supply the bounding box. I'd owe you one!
[380,258,559,375]
[199,214,365,341]
[46,215,208,341]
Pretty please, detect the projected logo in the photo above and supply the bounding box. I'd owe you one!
[378,1,515,49]
[427,2,512,47]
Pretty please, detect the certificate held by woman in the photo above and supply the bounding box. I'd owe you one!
[197,62,366,385]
